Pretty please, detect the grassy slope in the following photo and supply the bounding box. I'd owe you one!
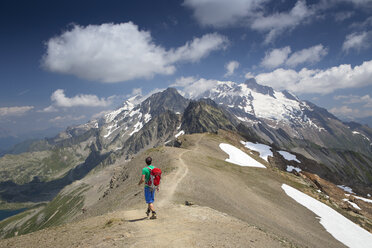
[0,146,87,185]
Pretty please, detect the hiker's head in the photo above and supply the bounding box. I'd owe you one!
[145,156,152,165]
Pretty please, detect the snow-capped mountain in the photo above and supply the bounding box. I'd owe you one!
[199,78,315,128]
[187,79,372,156]
[3,81,371,200]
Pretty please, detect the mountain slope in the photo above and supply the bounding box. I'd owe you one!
[3,132,370,247]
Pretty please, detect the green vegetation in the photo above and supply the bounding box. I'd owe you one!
[0,147,87,185]
[0,184,89,239]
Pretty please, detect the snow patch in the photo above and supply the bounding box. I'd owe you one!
[240,141,272,162]
[343,199,361,210]
[104,99,135,123]
[130,121,143,136]
[353,195,372,204]
[337,185,354,194]
[286,165,301,173]
[104,123,120,138]
[279,151,301,163]
[219,143,266,168]
[129,108,140,117]
[175,130,185,138]
[144,113,152,123]
[352,131,371,142]
[282,184,372,248]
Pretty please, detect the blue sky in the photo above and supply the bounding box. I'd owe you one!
[1,0,372,138]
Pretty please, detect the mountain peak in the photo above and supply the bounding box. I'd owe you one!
[142,88,189,116]
[243,78,275,97]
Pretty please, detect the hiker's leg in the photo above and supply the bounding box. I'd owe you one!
[148,203,155,212]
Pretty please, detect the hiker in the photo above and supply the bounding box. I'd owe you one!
[138,156,161,219]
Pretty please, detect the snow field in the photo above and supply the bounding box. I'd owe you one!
[175,130,185,138]
[282,184,372,248]
[353,196,372,204]
[219,143,266,168]
[286,165,301,173]
[278,151,301,163]
[342,199,361,210]
[338,185,354,194]
[240,141,273,161]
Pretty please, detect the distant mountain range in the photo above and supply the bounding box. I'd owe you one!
[0,80,371,203]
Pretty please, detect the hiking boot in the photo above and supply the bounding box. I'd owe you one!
[146,209,150,217]
[150,212,157,219]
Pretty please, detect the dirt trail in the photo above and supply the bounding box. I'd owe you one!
[158,149,189,207]
[158,133,204,207]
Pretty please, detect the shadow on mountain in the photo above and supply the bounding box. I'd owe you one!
[0,149,110,203]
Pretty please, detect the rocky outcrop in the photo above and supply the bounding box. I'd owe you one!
[182,99,236,134]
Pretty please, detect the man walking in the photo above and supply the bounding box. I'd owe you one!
[138,156,159,219]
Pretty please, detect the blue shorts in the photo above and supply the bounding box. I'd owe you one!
[144,187,155,203]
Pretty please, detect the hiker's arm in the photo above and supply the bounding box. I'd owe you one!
[138,174,145,186]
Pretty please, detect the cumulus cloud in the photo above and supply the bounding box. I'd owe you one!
[261,47,291,68]
[252,1,314,43]
[184,0,314,43]
[0,106,34,117]
[334,94,372,107]
[342,32,371,52]
[224,61,240,77]
[255,60,372,94]
[330,105,372,119]
[183,0,266,28]
[286,44,328,67]
[261,44,327,68]
[184,0,372,43]
[50,89,112,108]
[168,33,229,63]
[42,23,228,83]
[171,76,218,98]
[334,11,354,22]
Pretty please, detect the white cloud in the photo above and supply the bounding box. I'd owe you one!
[342,32,371,52]
[42,23,228,83]
[334,11,354,22]
[244,72,255,79]
[171,77,218,98]
[183,0,267,28]
[91,110,112,120]
[261,44,327,69]
[334,94,372,107]
[51,89,112,108]
[255,60,372,94]
[286,44,328,67]
[330,105,372,119]
[224,61,240,77]
[126,88,142,98]
[168,33,229,63]
[49,115,86,123]
[184,0,314,43]
[261,46,291,68]
[0,106,34,117]
[251,1,314,43]
[40,105,58,113]
[184,0,372,43]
